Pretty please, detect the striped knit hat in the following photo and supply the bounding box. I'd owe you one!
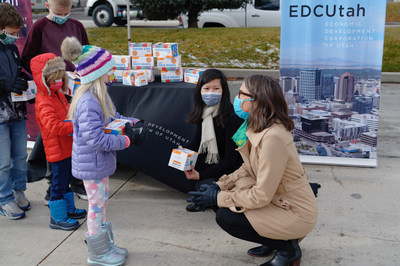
[61,37,115,85]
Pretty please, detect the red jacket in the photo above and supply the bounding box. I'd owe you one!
[31,53,73,163]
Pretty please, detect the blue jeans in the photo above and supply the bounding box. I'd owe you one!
[0,120,27,205]
[50,157,72,201]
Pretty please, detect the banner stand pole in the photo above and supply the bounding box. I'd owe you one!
[127,0,131,49]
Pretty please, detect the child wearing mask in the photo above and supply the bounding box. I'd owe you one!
[22,0,89,204]
[0,2,30,220]
[31,53,87,230]
[61,36,147,265]
[182,69,243,212]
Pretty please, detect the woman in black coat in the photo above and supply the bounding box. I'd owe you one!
[182,69,243,212]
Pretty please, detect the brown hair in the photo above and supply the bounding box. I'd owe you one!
[0,2,24,29]
[245,75,294,133]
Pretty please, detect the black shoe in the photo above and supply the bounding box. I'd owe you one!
[260,239,302,266]
[247,245,273,257]
[71,183,88,200]
[186,203,201,212]
[44,186,50,206]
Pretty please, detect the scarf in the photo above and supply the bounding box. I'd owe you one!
[232,120,248,147]
[199,104,220,164]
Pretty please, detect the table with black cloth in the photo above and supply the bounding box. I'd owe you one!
[27,80,199,193]
[108,80,199,193]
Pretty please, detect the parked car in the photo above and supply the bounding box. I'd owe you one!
[179,0,281,28]
[85,0,144,27]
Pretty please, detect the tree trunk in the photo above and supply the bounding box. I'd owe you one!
[188,12,198,28]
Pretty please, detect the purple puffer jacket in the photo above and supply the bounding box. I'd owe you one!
[71,88,138,180]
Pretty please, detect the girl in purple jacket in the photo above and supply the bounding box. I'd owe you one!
[61,37,147,266]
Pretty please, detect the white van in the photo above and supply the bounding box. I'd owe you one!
[180,0,281,28]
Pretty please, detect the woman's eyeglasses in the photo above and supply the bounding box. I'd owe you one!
[238,90,253,99]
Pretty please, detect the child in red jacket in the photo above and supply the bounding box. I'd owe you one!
[31,53,86,230]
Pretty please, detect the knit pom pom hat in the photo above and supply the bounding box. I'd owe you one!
[61,36,115,85]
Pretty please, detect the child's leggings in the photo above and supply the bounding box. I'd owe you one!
[83,177,109,235]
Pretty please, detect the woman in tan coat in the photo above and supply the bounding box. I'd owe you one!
[188,75,318,266]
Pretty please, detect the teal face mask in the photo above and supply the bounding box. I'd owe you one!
[52,13,70,25]
[0,30,19,45]
[233,96,254,120]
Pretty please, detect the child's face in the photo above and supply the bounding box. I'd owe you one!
[0,26,20,45]
[1,26,20,37]
[46,1,71,19]
[102,71,114,86]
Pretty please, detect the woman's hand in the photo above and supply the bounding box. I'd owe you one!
[178,145,183,149]
[184,165,200,180]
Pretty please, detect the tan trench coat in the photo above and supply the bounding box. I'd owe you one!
[216,123,318,240]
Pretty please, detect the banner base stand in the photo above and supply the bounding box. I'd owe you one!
[300,155,377,168]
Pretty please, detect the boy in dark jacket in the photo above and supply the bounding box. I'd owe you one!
[0,3,30,220]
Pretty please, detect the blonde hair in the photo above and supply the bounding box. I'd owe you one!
[47,0,72,8]
[68,77,115,123]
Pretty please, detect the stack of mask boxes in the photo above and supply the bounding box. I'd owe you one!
[154,42,183,83]
[184,68,205,84]
[129,42,155,84]
[112,55,131,83]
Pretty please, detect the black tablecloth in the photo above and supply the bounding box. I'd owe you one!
[28,80,199,193]
[108,81,198,192]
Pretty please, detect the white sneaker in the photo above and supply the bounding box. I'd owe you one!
[0,201,25,220]
[14,190,31,211]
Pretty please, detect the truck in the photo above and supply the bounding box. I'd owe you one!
[179,0,281,28]
[85,0,144,27]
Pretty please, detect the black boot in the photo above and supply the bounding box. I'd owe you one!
[247,245,274,257]
[260,239,301,266]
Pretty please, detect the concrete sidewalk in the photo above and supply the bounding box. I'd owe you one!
[1,83,399,266]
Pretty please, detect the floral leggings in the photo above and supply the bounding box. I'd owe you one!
[83,177,109,235]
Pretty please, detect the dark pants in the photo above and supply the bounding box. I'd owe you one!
[215,208,287,250]
[49,157,72,201]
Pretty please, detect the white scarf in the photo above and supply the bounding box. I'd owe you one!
[199,104,220,164]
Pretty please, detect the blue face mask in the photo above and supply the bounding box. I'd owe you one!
[201,92,222,106]
[0,30,19,45]
[52,13,70,25]
[233,96,254,120]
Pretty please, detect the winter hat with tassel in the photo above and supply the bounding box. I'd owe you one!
[61,36,115,85]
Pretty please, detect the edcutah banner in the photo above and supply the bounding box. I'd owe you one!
[279,1,387,167]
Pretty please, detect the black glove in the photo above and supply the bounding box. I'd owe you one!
[198,182,220,193]
[187,184,220,211]
[12,78,28,94]
[309,182,321,197]
[124,120,148,146]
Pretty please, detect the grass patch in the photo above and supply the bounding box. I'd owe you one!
[87,27,400,72]
[386,3,400,22]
